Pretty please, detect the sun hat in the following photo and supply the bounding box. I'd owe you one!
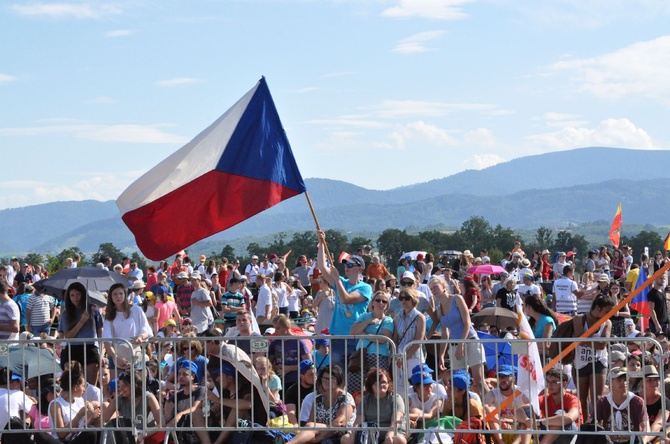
[542,249,550,255]
[520,259,531,268]
[384,273,397,282]
[401,271,416,282]
[131,280,146,290]
[190,271,202,280]
[609,367,628,380]
[176,271,189,280]
[643,365,660,378]
[200,254,206,261]
[610,350,627,364]
[598,274,610,283]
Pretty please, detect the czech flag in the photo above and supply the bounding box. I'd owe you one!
[630,264,650,331]
[117,78,306,260]
[609,202,622,249]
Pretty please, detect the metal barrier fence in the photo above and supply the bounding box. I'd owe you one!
[1,335,668,444]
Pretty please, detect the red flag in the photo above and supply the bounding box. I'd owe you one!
[117,78,306,260]
[609,203,622,248]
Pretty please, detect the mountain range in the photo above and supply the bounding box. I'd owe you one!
[1,147,669,256]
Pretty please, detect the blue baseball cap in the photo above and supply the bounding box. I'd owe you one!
[300,360,315,374]
[412,363,434,374]
[410,372,435,386]
[179,360,199,382]
[315,338,330,348]
[108,378,118,393]
[497,364,516,376]
[208,359,236,377]
[10,372,22,382]
[452,371,470,390]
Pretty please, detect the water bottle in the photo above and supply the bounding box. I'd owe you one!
[135,414,143,438]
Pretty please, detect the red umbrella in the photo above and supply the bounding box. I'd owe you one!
[467,264,506,275]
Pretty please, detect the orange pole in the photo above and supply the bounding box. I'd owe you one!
[485,260,670,423]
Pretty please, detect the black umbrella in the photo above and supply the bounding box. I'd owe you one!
[35,266,128,299]
[0,345,60,379]
[472,306,520,330]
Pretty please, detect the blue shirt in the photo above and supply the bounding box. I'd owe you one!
[355,312,394,356]
[13,293,31,326]
[533,314,556,339]
[329,277,372,335]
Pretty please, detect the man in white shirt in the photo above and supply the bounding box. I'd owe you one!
[552,265,585,316]
[255,275,273,324]
[0,280,20,341]
[552,252,568,280]
[0,373,34,441]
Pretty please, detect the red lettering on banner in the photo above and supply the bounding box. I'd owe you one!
[519,355,538,382]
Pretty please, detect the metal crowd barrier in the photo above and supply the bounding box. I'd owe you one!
[1,335,668,444]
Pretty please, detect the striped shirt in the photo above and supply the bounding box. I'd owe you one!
[0,297,20,340]
[27,294,55,326]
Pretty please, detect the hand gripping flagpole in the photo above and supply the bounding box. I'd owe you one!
[304,191,335,264]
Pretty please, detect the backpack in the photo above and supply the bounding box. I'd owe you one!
[548,315,584,364]
[354,422,380,444]
[452,417,486,444]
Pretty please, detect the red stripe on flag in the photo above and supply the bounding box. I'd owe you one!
[122,171,302,260]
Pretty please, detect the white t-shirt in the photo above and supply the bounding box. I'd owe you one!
[287,289,301,312]
[517,284,541,299]
[0,298,20,341]
[84,383,102,404]
[0,388,34,437]
[102,305,153,340]
[190,288,213,333]
[300,391,316,422]
[256,285,273,318]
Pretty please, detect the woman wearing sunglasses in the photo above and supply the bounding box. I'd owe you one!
[349,291,394,394]
[393,288,426,393]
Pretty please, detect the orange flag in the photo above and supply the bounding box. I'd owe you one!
[664,232,670,252]
[609,203,622,248]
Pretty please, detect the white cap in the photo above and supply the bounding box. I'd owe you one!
[401,271,416,282]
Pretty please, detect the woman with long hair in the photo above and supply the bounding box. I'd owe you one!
[341,368,407,444]
[422,253,435,284]
[48,362,100,444]
[595,246,611,277]
[462,276,481,314]
[479,275,495,308]
[442,370,484,421]
[574,294,616,420]
[287,365,356,444]
[523,294,559,350]
[102,283,152,372]
[610,249,626,283]
[428,276,489,398]
[58,282,104,385]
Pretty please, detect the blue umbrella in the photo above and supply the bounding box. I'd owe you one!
[478,332,517,370]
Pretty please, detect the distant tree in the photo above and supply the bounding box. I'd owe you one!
[491,224,517,252]
[287,231,318,261]
[377,229,411,268]
[91,242,123,267]
[46,247,85,273]
[621,230,665,260]
[217,244,236,261]
[24,253,45,267]
[348,236,374,255]
[246,242,261,258]
[267,232,287,255]
[552,231,588,257]
[417,230,453,253]
[456,216,494,253]
[535,226,554,250]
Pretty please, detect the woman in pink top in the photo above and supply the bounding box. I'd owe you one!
[154,286,181,329]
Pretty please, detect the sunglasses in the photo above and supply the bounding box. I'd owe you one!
[344,263,358,269]
[374,299,388,304]
[400,281,413,287]
[398,296,412,302]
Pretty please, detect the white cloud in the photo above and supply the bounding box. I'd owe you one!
[155,77,204,87]
[527,118,655,150]
[393,30,446,53]
[548,36,670,103]
[463,128,497,148]
[373,100,496,118]
[538,112,588,128]
[11,3,122,19]
[0,171,144,210]
[288,86,321,93]
[389,120,459,149]
[105,29,133,37]
[306,118,390,129]
[0,123,188,144]
[516,0,670,29]
[464,154,506,170]
[382,0,473,20]
[0,74,17,84]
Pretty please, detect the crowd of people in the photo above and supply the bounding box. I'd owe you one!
[1,236,670,444]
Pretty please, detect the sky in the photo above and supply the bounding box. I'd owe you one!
[1,0,669,211]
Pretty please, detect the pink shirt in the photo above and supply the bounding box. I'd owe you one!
[155,300,178,328]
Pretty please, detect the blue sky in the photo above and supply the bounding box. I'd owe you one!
[1,0,668,211]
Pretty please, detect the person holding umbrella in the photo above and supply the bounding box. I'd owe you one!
[58,282,103,385]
